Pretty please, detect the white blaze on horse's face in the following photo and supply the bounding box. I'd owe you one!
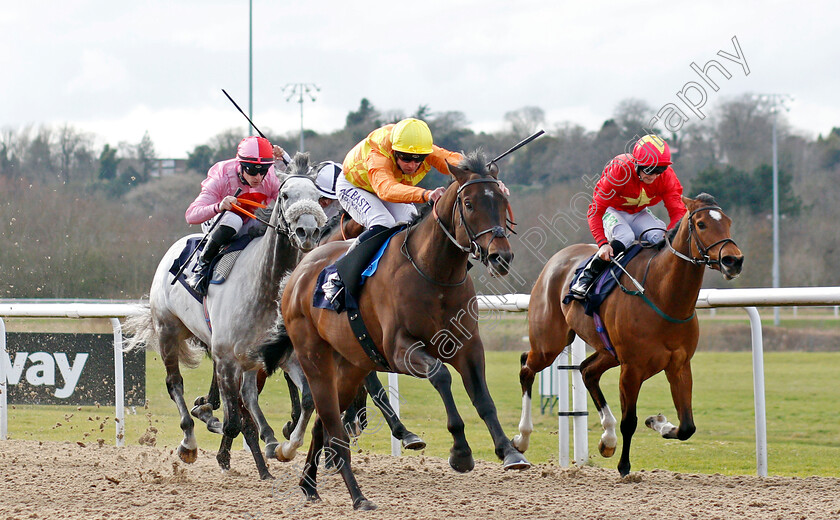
[708,210,722,221]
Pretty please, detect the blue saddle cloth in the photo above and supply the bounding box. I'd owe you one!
[169,234,253,302]
[312,232,399,313]
[562,244,643,317]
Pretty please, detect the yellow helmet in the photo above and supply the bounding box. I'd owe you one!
[391,118,433,155]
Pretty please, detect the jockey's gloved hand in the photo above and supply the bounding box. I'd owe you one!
[426,187,446,203]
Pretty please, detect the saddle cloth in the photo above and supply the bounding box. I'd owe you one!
[169,234,253,302]
[562,244,643,317]
[312,226,405,313]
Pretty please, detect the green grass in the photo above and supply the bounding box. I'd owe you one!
[5,349,839,478]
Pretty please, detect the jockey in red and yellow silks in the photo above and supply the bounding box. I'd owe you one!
[335,118,462,243]
[570,134,686,299]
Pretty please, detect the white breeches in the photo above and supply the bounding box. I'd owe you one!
[336,174,417,229]
[602,207,666,247]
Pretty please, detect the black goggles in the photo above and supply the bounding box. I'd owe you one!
[241,162,271,177]
[394,151,428,164]
[638,164,668,176]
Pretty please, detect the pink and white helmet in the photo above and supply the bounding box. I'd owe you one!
[237,136,274,165]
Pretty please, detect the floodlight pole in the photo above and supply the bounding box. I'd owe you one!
[248,0,253,136]
[283,83,320,152]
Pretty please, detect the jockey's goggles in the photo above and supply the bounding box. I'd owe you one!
[241,162,271,177]
[394,151,429,164]
[638,164,668,176]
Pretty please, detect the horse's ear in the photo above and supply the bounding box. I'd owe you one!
[681,195,693,208]
[275,170,289,184]
[446,161,471,186]
[488,161,499,179]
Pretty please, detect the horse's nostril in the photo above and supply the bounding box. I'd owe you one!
[295,228,306,240]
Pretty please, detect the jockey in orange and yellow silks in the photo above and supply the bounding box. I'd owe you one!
[335,118,462,242]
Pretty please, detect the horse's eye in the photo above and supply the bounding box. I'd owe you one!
[696,221,706,230]
[464,200,473,210]
[281,192,288,201]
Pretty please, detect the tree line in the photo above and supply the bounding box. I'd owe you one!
[2,94,839,298]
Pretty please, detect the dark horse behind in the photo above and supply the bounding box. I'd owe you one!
[515,193,743,477]
[277,150,529,510]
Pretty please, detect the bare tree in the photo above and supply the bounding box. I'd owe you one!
[504,106,546,139]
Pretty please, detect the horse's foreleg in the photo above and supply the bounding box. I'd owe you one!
[240,369,281,461]
[190,362,223,434]
[514,348,561,453]
[617,367,643,477]
[342,384,367,438]
[239,397,274,480]
[278,361,314,462]
[649,361,696,440]
[160,331,198,463]
[456,348,530,471]
[282,371,301,440]
[580,351,620,457]
[364,372,426,450]
[215,359,243,473]
[393,347,473,472]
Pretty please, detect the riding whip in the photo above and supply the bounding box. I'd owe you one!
[222,89,267,139]
[487,129,545,167]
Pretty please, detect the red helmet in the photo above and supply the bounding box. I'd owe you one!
[237,136,274,165]
[632,134,672,167]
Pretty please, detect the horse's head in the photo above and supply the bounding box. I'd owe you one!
[442,150,513,277]
[273,153,327,251]
[675,193,744,280]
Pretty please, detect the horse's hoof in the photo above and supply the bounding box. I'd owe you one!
[448,449,474,473]
[503,451,531,471]
[511,434,529,453]
[259,471,275,481]
[193,396,207,407]
[354,499,377,511]
[302,487,321,502]
[282,421,293,440]
[401,433,426,450]
[599,440,616,458]
[276,443,296,462]
[265,442,279,460]
[177,445,198,464]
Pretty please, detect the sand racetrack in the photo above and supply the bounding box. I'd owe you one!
[1,440,838,519]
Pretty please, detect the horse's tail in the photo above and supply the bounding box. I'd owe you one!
[122,303,205,368]
[122,304,157,353]
[256,324,294,376]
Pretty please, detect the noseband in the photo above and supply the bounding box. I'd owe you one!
[432,178,513,265]
[667,205,738,269]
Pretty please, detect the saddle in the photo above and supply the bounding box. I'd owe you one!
[170,234,254,302]
[562,244,643,317]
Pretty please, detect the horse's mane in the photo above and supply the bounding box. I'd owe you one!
[694,192,718,206]
[457,148,490,174]
[288,152,312,176]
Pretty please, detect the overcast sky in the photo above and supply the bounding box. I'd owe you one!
[2,1,838,158]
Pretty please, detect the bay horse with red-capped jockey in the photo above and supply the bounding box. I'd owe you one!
[514,193,743,476]
[277,150,530,510]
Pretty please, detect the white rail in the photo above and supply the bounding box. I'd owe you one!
[0,302,144,446]
[3,289,840,477]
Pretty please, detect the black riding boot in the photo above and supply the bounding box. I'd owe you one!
[569,240,626,300]
[346,224,389,254]
[186,225,237,296]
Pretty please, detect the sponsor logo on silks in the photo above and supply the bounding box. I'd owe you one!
[638,134,666,154]
[1,351,88,399]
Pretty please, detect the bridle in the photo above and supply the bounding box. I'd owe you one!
[400,177,515,286]
[432,178,515,265]
[666,205,738,269]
